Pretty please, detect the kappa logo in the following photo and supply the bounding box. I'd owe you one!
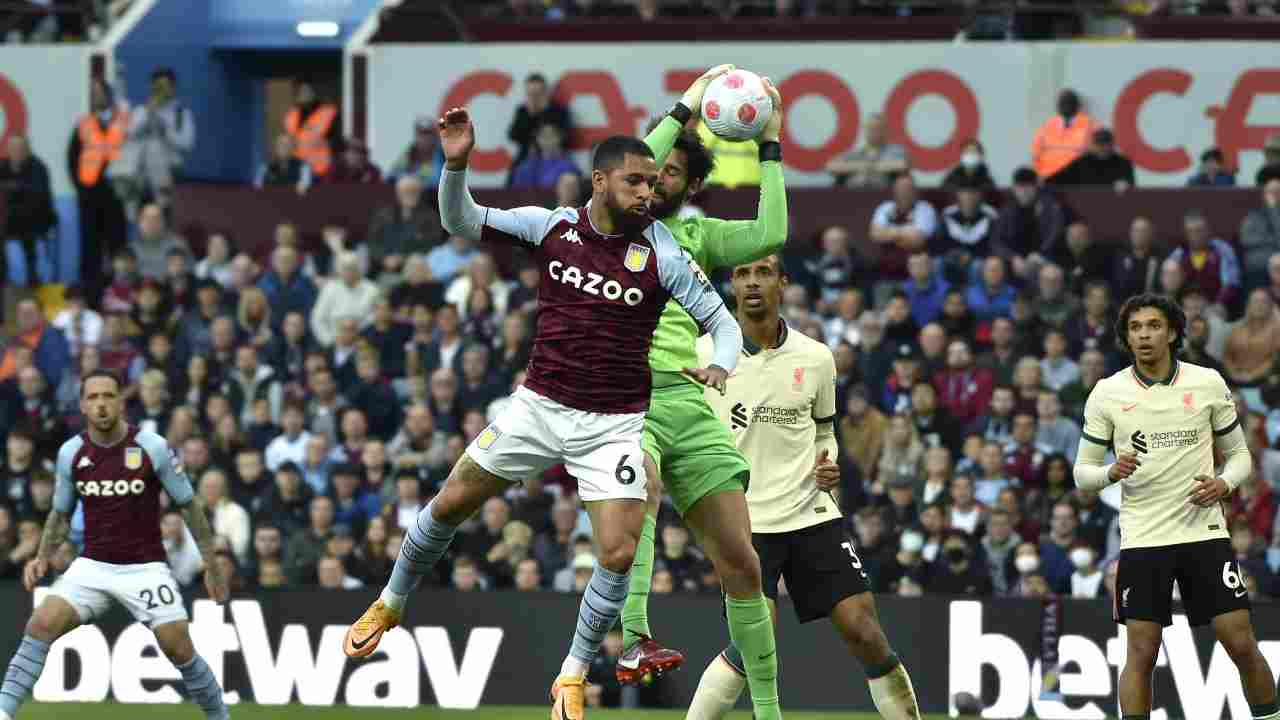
[730,402,749,430]
[77,456,93,469]
[1131,430,1149,454]
[561,228,582,245]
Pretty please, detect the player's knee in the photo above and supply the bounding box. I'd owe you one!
[717,544,762,594]
[1125,637,1161,671]
[597,533,638,574]
[24,613,59,643]
[157,632,195,665]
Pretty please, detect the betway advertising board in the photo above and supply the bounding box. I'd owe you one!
[364,42,1280,188]
[0,47,90,196]
[5,586,1280,717]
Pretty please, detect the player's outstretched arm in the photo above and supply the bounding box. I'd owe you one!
[643,64,736,165]
[701,78,788,272]
[655,231,742,392]
[181,497,228,603]
[437,107,556,246]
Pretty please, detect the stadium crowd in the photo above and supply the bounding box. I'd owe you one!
[5,63,1280,647]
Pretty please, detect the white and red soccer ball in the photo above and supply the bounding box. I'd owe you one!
[700,69,772,142]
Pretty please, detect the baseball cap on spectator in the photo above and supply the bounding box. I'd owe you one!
[1012,166,1038,185]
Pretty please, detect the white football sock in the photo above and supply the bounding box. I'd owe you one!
[379,587,407,613]
[869,661,922,720]
[560,655,588,678]
[686,654,746,720]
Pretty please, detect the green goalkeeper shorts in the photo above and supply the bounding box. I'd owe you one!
[642,381,749,517]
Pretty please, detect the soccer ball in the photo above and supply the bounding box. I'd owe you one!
[701,70,772,142]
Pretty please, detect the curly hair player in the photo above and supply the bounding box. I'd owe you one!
[1075,292,1279,720]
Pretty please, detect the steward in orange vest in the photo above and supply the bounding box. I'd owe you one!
[67,77,130,300]
[284,79,339,178]
[1031,90,1097,181]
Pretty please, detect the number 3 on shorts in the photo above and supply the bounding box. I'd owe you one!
[615,454,637,485]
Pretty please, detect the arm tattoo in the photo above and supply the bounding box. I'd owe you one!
[181,497,223,584]
[36,510,69,561]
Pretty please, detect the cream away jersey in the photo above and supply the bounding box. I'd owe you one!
[1081,360,1239,550]
[696,320,838,534]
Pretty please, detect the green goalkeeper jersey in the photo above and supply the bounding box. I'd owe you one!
[642,115,788,388]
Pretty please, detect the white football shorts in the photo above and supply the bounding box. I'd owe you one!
[50,557,189,627]
[466,385,648,504]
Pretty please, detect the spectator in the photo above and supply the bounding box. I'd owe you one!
[1059,349,1107,421]
[130,202,193,281]
[1056,222,1112,296]
[1068,543,1104,599]
[876,413,924,490]
[882,292,919,349]
[388,116,444,187]
[194,232,234,289]
[1036,390,1081,463]
[50,286,103,358]
[553,171,585,209]
[254,133,312,193]
[118,68,195,212]
[934,176,999,281]
[457,496,511,562]
[963,258,1015,327]
[882,342,922,413]
[262,461,311,535]
[1241,178,1280,290]
[509,124,581,190]
[807,225,866,310]
[941,139,995,189]
[1159,257,1187,299]
[300,434,333,496]
[514,557,543,591]
[388,404,449,479]
[390,256,445,315]
[994,167,1066,281]
[329,463,381,537]
[910,382,962,455]
[225,345,283,428]
[869,174,937,286]
[360,298,412,381]
[506,72,572,178]
[535,500,583,580]
[283,78,339,180]
[839,384,886,485]
[1168,209,1242,314]
[348,350,401,441]
[199,467,250,565]
[0,299,70,387]
[1004,410,1049,492]
[327,137,382,184]
[68,77,130,300]
[257,245,319,325]
[426,233,480,286]
[317,552,362,589]
[1064,282,1113,358]
[1,135,57,288]
[825,112,907,188]
[1110,217,1159,304]
[1048,128,1135,190]
[948,474,987,535]
[1223,289,1280,391]
[1039,329,1080,392]
[1038,500,1079,594]
[452,554,484,592]
[853,508,894,582]
[933,339,994,429]
[1032,263,1080,331]
[161,511,202,588]
[446,253,511,319]
[310,252,379,347]
[926,531,992,596]
[1187,147,1236,187]
[1257,134,1280,186]
[367,175,445,281]
[1032,89,1097,181]
[902,252,948,328]
[1182,315,1223,376]
[981,509,1023,595]
[879,529,928,594]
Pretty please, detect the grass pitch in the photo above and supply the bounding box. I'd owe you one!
[18,704,960,718]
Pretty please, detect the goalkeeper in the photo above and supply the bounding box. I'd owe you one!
[612,65,785,720]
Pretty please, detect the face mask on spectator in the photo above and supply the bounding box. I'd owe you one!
[1070,548,1094,570]
[1015,554,1040,574]
[961,152,981,169]
[900,532,924,554]
[945,546,968,564]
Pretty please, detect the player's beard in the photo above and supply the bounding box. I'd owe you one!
[649,185,686,221]
[605,190,650,233]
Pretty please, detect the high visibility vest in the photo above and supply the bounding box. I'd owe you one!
[285,104,337,176]
[77,111,129,187]
[1031,113,1096,180]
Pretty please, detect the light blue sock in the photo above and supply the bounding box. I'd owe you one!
[177,655,229,720]
[569,562,630,666]
[0,636,50,716]
[384,499,458,606]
